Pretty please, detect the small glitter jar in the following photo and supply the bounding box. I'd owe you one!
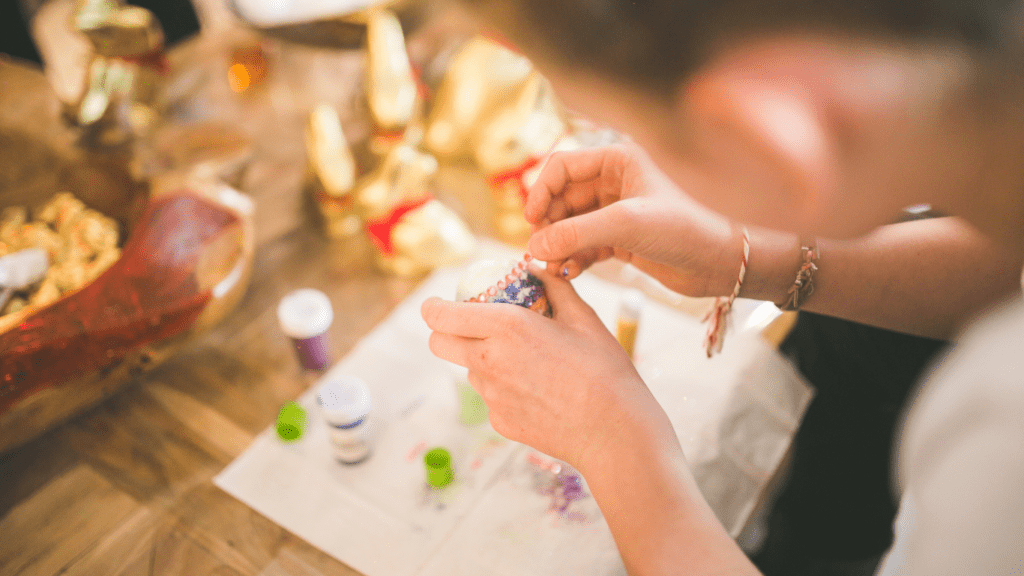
[456,254,552,317]
[424,447,454,488]
[317,376,372,465]
[275,401,307,441]
[452,365,487,425]
[277,289,334,371]
[616,289,644,359]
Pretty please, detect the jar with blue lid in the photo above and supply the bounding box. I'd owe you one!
[317,376,372,464]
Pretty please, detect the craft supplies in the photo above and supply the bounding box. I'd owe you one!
[317,376,373,464]
[424,447,454,488]
[276,401,307,441]
[451,255,550,425]
[277,288,334,371]
[456,254,551,317]
[453,365,487,425]
[616,289,644,359]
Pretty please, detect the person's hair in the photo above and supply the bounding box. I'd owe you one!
[461,0,1024,96]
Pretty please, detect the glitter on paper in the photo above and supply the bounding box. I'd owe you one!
[527,452,591,519]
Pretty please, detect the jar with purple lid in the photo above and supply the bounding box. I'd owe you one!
[277,288,334,371]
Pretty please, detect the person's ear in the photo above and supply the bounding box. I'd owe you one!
[670,49,841,232]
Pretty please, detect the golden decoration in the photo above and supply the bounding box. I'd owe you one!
[70,0,166,145]
[306,104,361,238]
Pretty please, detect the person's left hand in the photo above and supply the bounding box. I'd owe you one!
[421,266,661,470]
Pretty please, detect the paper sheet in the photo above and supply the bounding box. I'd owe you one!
[215,241,812,576]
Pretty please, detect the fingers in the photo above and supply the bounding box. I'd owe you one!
[421,297,512,339]
[524,146,625,225]
[427,331,481,367]
[544,246,609,280]
[528,203,633,265]
[529,264,593,322]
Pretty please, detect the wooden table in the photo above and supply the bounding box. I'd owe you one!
[0,8,799,573]
[0,25,429,575]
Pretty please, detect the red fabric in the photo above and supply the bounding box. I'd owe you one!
[410,64,430,101]
[480,29,522,55]
[487,155,543,205]
[364,195,432,257]
[116,48,169,75]
[0,193,240,413]
[371,125,407,144]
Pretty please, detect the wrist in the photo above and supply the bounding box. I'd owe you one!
[575,393,680,482]
[739,227,804,304]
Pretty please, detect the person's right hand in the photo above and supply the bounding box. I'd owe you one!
[525,143,745,298]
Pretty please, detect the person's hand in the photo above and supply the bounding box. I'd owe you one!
[421,266,665,470]
[526,143,744,298]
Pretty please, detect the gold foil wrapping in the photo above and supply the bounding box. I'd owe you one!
[355,143,475,277]
[307,104,361,238]
[312,26,590,268]
[426,38,573,245]
[305,104,475,276]
[424,37,535,160]
[365,9,419,153]
[70,0,166,144]
[307,9,477,277]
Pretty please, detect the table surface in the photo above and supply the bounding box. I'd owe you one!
[0,7,797,575]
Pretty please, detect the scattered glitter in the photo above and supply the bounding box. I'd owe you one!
[406,440,427,462]
[526,453,590,518]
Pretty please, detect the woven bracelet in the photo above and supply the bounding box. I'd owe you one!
[779,242,819,311]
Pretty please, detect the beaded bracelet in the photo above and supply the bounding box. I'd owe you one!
[778,242,819,311]
[703,227,750,357]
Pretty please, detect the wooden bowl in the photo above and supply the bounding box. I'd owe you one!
[0,57,255,454]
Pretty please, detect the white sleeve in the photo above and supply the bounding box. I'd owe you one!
[878,329,1024,576]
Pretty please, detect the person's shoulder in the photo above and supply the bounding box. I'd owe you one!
[942,297,1024,391]
[887,296,1024,576]
[904,297,1024,449]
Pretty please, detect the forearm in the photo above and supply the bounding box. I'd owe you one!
[578,407,760,576]
[739,217,1022,340]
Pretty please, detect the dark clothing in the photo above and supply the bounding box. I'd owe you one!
[751,312,947,576]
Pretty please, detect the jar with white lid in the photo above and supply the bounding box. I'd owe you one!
[277,288,334,372]
[317,376,372,464]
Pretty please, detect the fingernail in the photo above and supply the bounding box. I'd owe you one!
[561,265,570,278]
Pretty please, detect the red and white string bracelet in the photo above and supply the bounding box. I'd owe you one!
[702,226,750,357]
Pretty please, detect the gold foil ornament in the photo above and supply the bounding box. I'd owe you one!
[70,0,166,144]
[424,37,534,160]
[474,72,571,245]
[306,104,361,238]
[353,143,475,277]
[75,0,163,58]
[423,37,581,244]
[365,9,420,154]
